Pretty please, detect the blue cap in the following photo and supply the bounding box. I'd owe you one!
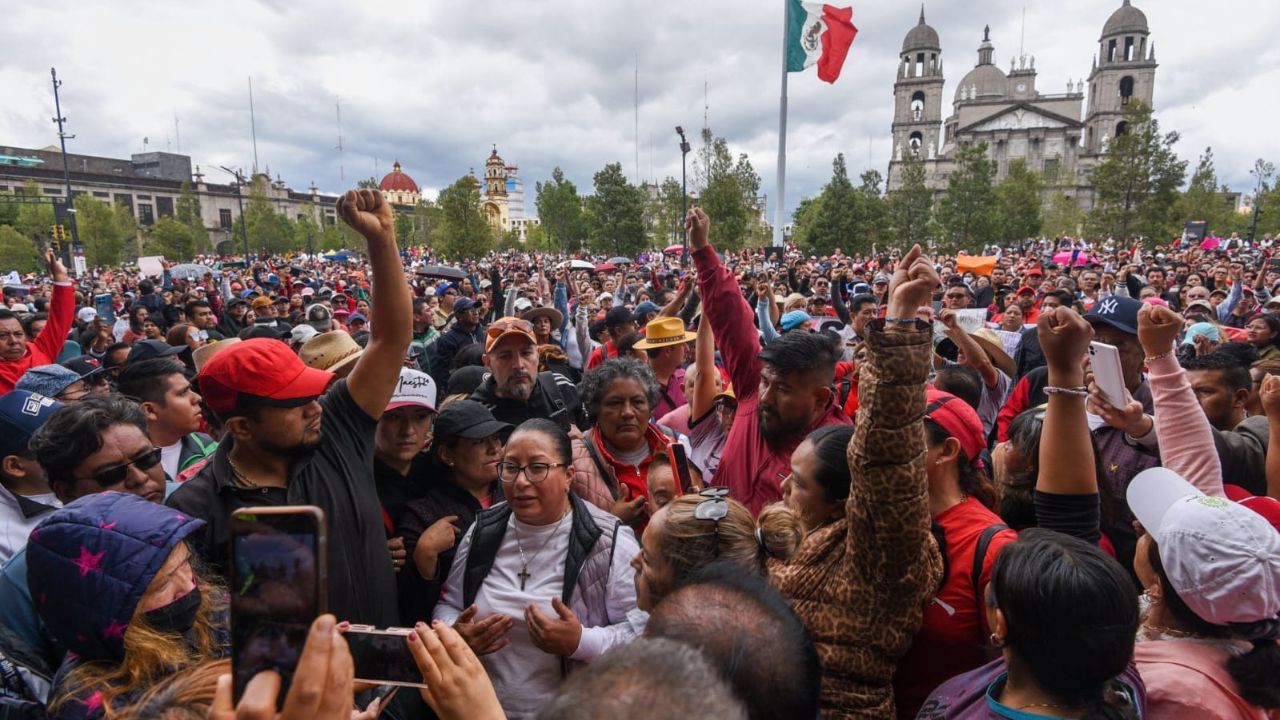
[780,310,812,332]
[633,301,661,320]
[14,365,82,400]
[453,297,477,314]
[0,391,62,457]
[349,312,368,324]
[1182,322,1221,346]
[1084,295,1142,335]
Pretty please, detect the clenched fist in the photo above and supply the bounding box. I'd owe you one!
[1136,304,1181,359]
[336,188,394,241]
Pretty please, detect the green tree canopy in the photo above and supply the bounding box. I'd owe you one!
[885,152,934,247]
[1175,148,1236,237]
[0,225,41,273]
[935,142,1000,253]
[995,158,1045,242]
[14,181,54,242]
[585,162,647,257]
[434,176,494,259]
[535,167,585,252]
[694,128,765,250]
[175,181,209,254]
[1086,102,1188,243]
[145,217,197,261]
[793,153,881,256]
[647,177,687,247]
[74,195,136,267]
[237,177,294,256]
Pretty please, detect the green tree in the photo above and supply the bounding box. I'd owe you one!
[357,177,380,189]
[1175,148,1234,236]
[885,152,934,247]
[1086,102,1188,243]
[525,223,554,252]
[410,201,441,248]
[585,162,647,257]
[74,195,136,266]
[1043,191,1085,239]
[0,191,18,228]
[434,176,494,259]
[146,217,197,261]
[175,181,209,254]
[535,167,585,252]
[394,213,414,249]
[0,225,41,273]
[647,177,687,246]
[935,142,1000,253]
[793,154,862,256]
[293,210,322,255]
[694,128,752,251]
[15,181,54,242]
[995,158,1045,242]
[238,177,294,257]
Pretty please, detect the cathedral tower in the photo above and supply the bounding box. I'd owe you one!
[1084,0,1156,154]
[888,7,945,189]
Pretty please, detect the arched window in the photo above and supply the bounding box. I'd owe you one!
[911,91,925,121]
[909,131,923,157]
[1115,121,1128,137]
[1119,76,1134,105]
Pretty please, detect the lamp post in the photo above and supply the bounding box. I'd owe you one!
[216,166,250,259]
[1249,160,1275,245]
[676,126,691,265]
[50,68,79,271]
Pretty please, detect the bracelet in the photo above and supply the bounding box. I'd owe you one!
[1044,386,1090,398]
[883,316,918,325]
[1145,349,1174,362]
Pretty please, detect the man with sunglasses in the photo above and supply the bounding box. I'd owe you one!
[470,316,586,432]
[0,250,73,395]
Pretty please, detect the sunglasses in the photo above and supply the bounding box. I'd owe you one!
[694,487,730,557]
[83,447,162,487]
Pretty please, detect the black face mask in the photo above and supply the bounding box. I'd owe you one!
[143,586,202,634]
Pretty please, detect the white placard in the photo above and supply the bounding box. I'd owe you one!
[138,256,165,277]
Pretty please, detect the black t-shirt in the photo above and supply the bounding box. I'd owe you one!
[167,379,397,626]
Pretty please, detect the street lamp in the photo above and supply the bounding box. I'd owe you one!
[1249,160,1275,244]
[216,166,250,259]
[676,126,691,264]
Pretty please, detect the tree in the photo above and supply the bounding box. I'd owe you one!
[885,152,934,247]
[1086,102,1187,243]
[175,181,209,254]
[1174,148,1236,237]
[14,181,54,242]
[1043,191,1085,239]
[995,158,1045,242]
[293,209,322,255]
[146,217,197,261]
[74,195,136,267]
[525,223,553,252]
[693,128,755,251]
[239,177,294,257]
[0,225,41,273]
[394,213,414,249]
[647,177,686,246]
[434,176,494,259]
[357,177,380,189]
[793,154,862,256]
[935,142,1000,253]
[535,167,585,252]
[585,162,647,257]
[410,201,441,248]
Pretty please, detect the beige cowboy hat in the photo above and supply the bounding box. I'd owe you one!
[299,330,364,378]
[969,328,1016,377]
[521,306,564,329]
[192,337,241,373]
[634,316,697,350]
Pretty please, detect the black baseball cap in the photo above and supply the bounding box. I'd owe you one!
[433,400,512,444]
[126,339,183,364]
[605,306,635,330]
[1084,295,1142,335]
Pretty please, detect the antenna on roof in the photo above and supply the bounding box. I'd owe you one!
[248,76,259,175]
[174,114,180,154]
[1019,6,1026,60]
[336,97,345,183]
[634,51,640,185]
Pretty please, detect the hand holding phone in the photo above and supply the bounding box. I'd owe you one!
[1088,341,1127,409]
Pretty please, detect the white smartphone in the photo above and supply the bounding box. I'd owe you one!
[343,626,428,688]
[1089,341,1127,409]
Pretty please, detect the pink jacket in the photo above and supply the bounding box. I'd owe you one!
[1146,353,1224,497]
[1134,640,1266,720]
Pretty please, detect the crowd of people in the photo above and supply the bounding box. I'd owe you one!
[0,185,1276,719]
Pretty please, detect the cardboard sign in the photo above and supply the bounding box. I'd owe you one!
[138,256,165,277]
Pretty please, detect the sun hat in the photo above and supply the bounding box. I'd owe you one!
[198,338,334,416]
[1128,467,1280,625]
[192,337,242,373]
[521,306,564,329]
[298,331,364,376]
[969,328,1016,376]
[634,317,697,350]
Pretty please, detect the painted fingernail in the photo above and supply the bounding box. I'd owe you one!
[408,632,419,643]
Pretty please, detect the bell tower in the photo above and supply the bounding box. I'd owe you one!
[1084,0,1156,154]
[888,7,944,190]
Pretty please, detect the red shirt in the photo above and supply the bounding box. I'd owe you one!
[892,498,1018,719]
[0,283,74,394]
[586,341,618,370]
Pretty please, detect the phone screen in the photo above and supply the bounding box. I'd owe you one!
[230,508,326,705]
[94,294,115,325]
[346,630,425,686]
[669,444,693,494]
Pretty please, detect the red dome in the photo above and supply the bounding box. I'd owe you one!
[379,161,419,193]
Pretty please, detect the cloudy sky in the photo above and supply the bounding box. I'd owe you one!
[2,0,1276,223]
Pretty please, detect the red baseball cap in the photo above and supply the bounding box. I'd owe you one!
[925,388,986,465]
[198,338,334,416]
[1025,267,1044,277]
[1225,484,1280,533]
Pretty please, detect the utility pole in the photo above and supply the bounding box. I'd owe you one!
[50,68,79,270]
[218,166,250,259]
[677,126,691,265]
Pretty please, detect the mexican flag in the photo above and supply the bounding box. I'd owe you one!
[785,0,858,83]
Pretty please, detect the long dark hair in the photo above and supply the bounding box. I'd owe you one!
[1000,408,1118,534]
[992,529,1139,719]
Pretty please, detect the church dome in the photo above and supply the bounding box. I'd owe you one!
[902,8,940,52]
[379,161,419,193]
[1102,0,1149,37]
[955,64,1008,103]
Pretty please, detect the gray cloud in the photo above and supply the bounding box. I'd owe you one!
[1,0,1275,225]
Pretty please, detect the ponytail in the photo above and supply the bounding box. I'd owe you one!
[1225,619,1280,709]
[755,504,803,563]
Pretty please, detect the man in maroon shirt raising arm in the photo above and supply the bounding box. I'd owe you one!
[0,250,73,394]
[689,208,850,515]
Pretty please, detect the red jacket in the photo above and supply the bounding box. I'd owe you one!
[695,246,850,516]
[0,283,74,394]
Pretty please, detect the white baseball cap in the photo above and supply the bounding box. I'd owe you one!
[386,368,437,412]
[1127,467,1280,625]
[514,297,533,312]
[599,292,614,302]
[289,324,319,346]
[76,307,98,323]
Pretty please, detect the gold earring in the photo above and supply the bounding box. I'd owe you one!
[989,633,1004,648]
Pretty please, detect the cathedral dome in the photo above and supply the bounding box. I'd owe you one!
[379,161,419,193]
[1102,0,1149,38]
[902,8,940,52]
[955,64,1008,103]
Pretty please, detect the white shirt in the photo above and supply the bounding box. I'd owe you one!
[0,486,61,564]
[434,509,639,719]
[160,440,183,481]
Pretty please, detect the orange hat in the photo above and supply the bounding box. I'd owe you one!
[484,317,537,353]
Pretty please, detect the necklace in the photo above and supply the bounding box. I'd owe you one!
[512,511,569,591]
[1015,701,1080,713]
[1141,622,1206,640]
[227,455,260,489]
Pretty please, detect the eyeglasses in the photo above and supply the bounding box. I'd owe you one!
[497,461,566,485]
[82,447,162,487]
[694,487,730,557]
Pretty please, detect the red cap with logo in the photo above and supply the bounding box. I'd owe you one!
[198,338,335,416]
[925,387,987,465]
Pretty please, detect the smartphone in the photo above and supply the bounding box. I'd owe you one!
[344,626,428,688]
[1089,341,1127,409]
[230,506,328,706]
[94,294,115,324]
[669,443,694,494]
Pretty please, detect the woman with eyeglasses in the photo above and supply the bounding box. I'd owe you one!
[434,418,639,719]
[28,492,227,720]
[767,245,945,719]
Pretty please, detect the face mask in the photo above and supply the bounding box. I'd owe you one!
[143,586,202,634]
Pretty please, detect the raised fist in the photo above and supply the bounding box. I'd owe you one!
[1136,304,1181,359]
[336,189,394,241]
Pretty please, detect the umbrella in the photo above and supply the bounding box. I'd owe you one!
[566,259,594,270]
[608,256,633,266]
[323,252,352,262]
[169,263,214,281]
[664,244,684,255]
[593,262,617,274]
[415,264,467,280]
[1052,250,1091,266]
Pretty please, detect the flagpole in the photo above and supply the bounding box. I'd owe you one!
[773,0,790,249]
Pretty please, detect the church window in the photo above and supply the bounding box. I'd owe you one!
[916,52,925,76]
[911,92,925,121]
[1119,76,1134,104]
[909,132,923,157]
[1107,39,1117,63]
[1115,121,1128,137]
[1124,37,1135,61]
[1044,158,1060,182]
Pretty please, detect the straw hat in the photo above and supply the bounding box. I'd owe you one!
[969,328,1016,377]
[193,338,242,373]
[298,331,364,377]
[634,317,697,350]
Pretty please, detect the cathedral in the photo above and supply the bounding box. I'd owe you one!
[886,0,1157,211]
[473,146,529,236]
